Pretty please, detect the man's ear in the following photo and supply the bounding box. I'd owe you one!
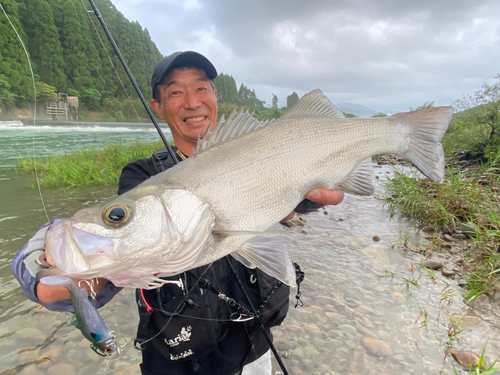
[151,99,165,120]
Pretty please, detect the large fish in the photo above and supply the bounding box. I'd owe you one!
[46,90,453,289]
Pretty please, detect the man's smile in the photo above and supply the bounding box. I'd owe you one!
[184,116,207,123]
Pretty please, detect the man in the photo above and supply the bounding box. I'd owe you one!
[12,51,344,375]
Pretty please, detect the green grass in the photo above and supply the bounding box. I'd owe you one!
[17,140,166,188]
[382,152,500,300]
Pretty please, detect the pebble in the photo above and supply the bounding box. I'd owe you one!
[372,235,381,241]
[304,305,324,314]
[421,226,434,233]
[338,324,357,335]
[114,362,141,375]
[423,258,443,270]
[354,305,372,314]
[441,268,456,277]
[303,324,321,334]
[48,363,76,375]
[450,313,482,329]
[443,234,457,242]
[361,336,393,357]
[450,350,488,371]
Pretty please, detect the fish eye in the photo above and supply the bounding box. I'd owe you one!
[102,202,133,228]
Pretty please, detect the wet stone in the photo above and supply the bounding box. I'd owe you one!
[354,305,372,314]
[441,268,456,277]
[338,324,357,335]
[443,234,457,242]
[450,350,488,371]
[18,348,40,364]
[48,363,76,375]
[391,291,406,302]
[372,235,381,241]
[451,313,482,329]
[17,327,43,340]
[114,362,141,375]
[304,305,325,314]
[423,258,443,270]
[361,336,393,357]
[303,324,321,334]
[18,366,44,375]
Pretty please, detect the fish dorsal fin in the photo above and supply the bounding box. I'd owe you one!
[278,89,345,121]
[337,157,376,196]
[194,110,271,155]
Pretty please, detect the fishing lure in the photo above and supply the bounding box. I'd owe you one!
[40,275,119,356]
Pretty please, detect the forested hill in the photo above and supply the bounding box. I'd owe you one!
[0,0,163,108]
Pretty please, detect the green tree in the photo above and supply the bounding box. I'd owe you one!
[286,92,299,108]
[81,88,102,110]
[0,74,18,109]
[48,0,105,94]
[409,101,435,112]
[214,73,238,103]
[0,0,34,106]
[19,0,67,91]
[454,74,500,158]
[271,94,278,109]
[36,81,58,102]
[372,112,388,117]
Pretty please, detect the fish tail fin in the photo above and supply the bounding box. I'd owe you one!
[394,106,453,182]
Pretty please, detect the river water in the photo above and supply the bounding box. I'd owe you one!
[0,121,499,375]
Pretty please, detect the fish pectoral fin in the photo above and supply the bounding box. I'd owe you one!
[230,252,256,269]
[235,236,296,286]
[337,157,376,196]
[212,229,280,238]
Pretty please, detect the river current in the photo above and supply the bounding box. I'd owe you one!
[0,121,498,375]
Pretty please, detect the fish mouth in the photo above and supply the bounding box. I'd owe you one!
[45,220,115,275]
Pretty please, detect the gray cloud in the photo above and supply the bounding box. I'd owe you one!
[117,0,500,111]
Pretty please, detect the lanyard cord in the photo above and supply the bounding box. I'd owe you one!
[224,257,290,375]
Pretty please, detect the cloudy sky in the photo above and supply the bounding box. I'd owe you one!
[115,0,499,113]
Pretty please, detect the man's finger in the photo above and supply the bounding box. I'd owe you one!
[305,189,344,206]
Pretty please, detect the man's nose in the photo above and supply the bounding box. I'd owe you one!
[184,90,201,109]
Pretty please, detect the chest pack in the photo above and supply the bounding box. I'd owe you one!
[134,257,291,363]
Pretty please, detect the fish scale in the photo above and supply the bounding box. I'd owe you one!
[45,89,453,289]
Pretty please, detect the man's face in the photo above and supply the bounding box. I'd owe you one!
[151,68,218,151]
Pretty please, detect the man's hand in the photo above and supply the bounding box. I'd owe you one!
[37,246,108,304]
[280,188,344,223]
[304,188,344,206]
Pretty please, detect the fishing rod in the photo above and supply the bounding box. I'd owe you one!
[86,0,178,164]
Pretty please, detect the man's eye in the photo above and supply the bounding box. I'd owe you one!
[197,87,207,91]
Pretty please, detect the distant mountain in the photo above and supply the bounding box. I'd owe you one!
[335,102,378,118]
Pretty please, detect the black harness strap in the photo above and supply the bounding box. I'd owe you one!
[224,257,290,375]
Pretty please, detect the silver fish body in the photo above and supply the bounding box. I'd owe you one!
[40,276,118,356]
[46,90,453,288]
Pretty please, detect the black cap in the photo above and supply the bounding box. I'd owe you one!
[151,51,218,98]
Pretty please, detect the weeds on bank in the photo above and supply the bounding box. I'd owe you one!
[382,153,500,300]
[17,140,166,188]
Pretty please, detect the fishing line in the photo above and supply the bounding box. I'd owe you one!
[85,0,176,158]
[0,3,50,223]
[78,0,143,124]
[135,262,215,348]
